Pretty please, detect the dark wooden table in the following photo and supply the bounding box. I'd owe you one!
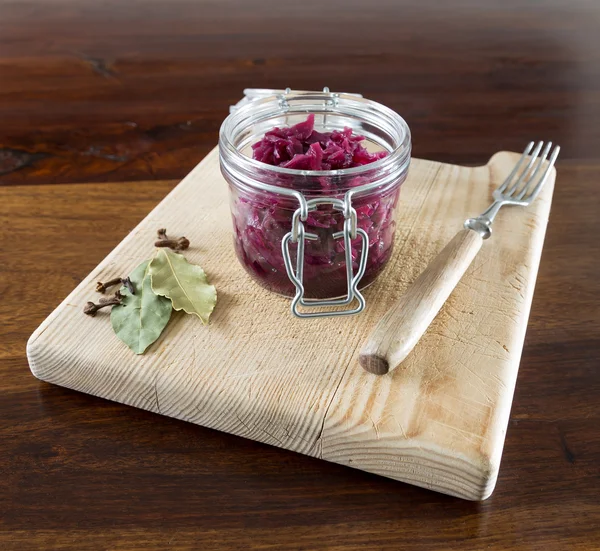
[1,1,599,549]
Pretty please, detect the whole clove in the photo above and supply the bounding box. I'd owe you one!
[85,228,191,319]
[83,291,123,317]
[96,277,134,295]
[155,228,190,251]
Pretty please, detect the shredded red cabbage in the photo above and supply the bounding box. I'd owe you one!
[231,115,401,298]
[251,114,388,170]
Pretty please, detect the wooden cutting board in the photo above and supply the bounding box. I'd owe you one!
[27,148,555,500]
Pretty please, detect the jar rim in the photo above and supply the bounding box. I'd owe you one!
[219,91,411,189]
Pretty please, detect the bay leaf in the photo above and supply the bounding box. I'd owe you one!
[149,248,217,324]
[110,259,172,354]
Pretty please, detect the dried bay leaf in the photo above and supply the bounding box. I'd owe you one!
[111,259,172,354]
[149,248,217,324]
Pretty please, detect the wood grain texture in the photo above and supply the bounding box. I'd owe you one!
[26,149,554,501]
[1,0,600,185]
[360,228,484,374]
[2,164,599,550]
[2,0,600,548]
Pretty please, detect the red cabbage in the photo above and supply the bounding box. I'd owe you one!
[251,114,388,170]
[231,115,401,298]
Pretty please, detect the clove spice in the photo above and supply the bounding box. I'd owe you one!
[83,291,123,316]
[96,277,134,294]
[84,228,192,318]
[155,228,190,251]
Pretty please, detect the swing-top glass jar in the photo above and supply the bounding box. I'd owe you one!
[219,89,411,318]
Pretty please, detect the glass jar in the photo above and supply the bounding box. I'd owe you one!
[219,89,411,317]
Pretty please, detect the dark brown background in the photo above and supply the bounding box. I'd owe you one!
[1,1,599,549]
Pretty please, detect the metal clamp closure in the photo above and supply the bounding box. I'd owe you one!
[281,191,369,318]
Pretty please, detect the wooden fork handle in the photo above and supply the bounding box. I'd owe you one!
[359,228,484,375]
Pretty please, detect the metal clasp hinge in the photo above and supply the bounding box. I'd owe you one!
[281,192,369,318]
[229,87,363,113]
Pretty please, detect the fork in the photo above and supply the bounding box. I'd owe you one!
[359,142,560,375]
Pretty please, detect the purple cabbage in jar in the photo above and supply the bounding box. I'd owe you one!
[251,113,388,170]
[230,114,401,298]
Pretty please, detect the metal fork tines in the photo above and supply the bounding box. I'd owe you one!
[465,141,560,239]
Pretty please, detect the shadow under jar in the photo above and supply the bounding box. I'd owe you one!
[219,91,411,316]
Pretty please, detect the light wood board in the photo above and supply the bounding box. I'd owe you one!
[27,148,555,500]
